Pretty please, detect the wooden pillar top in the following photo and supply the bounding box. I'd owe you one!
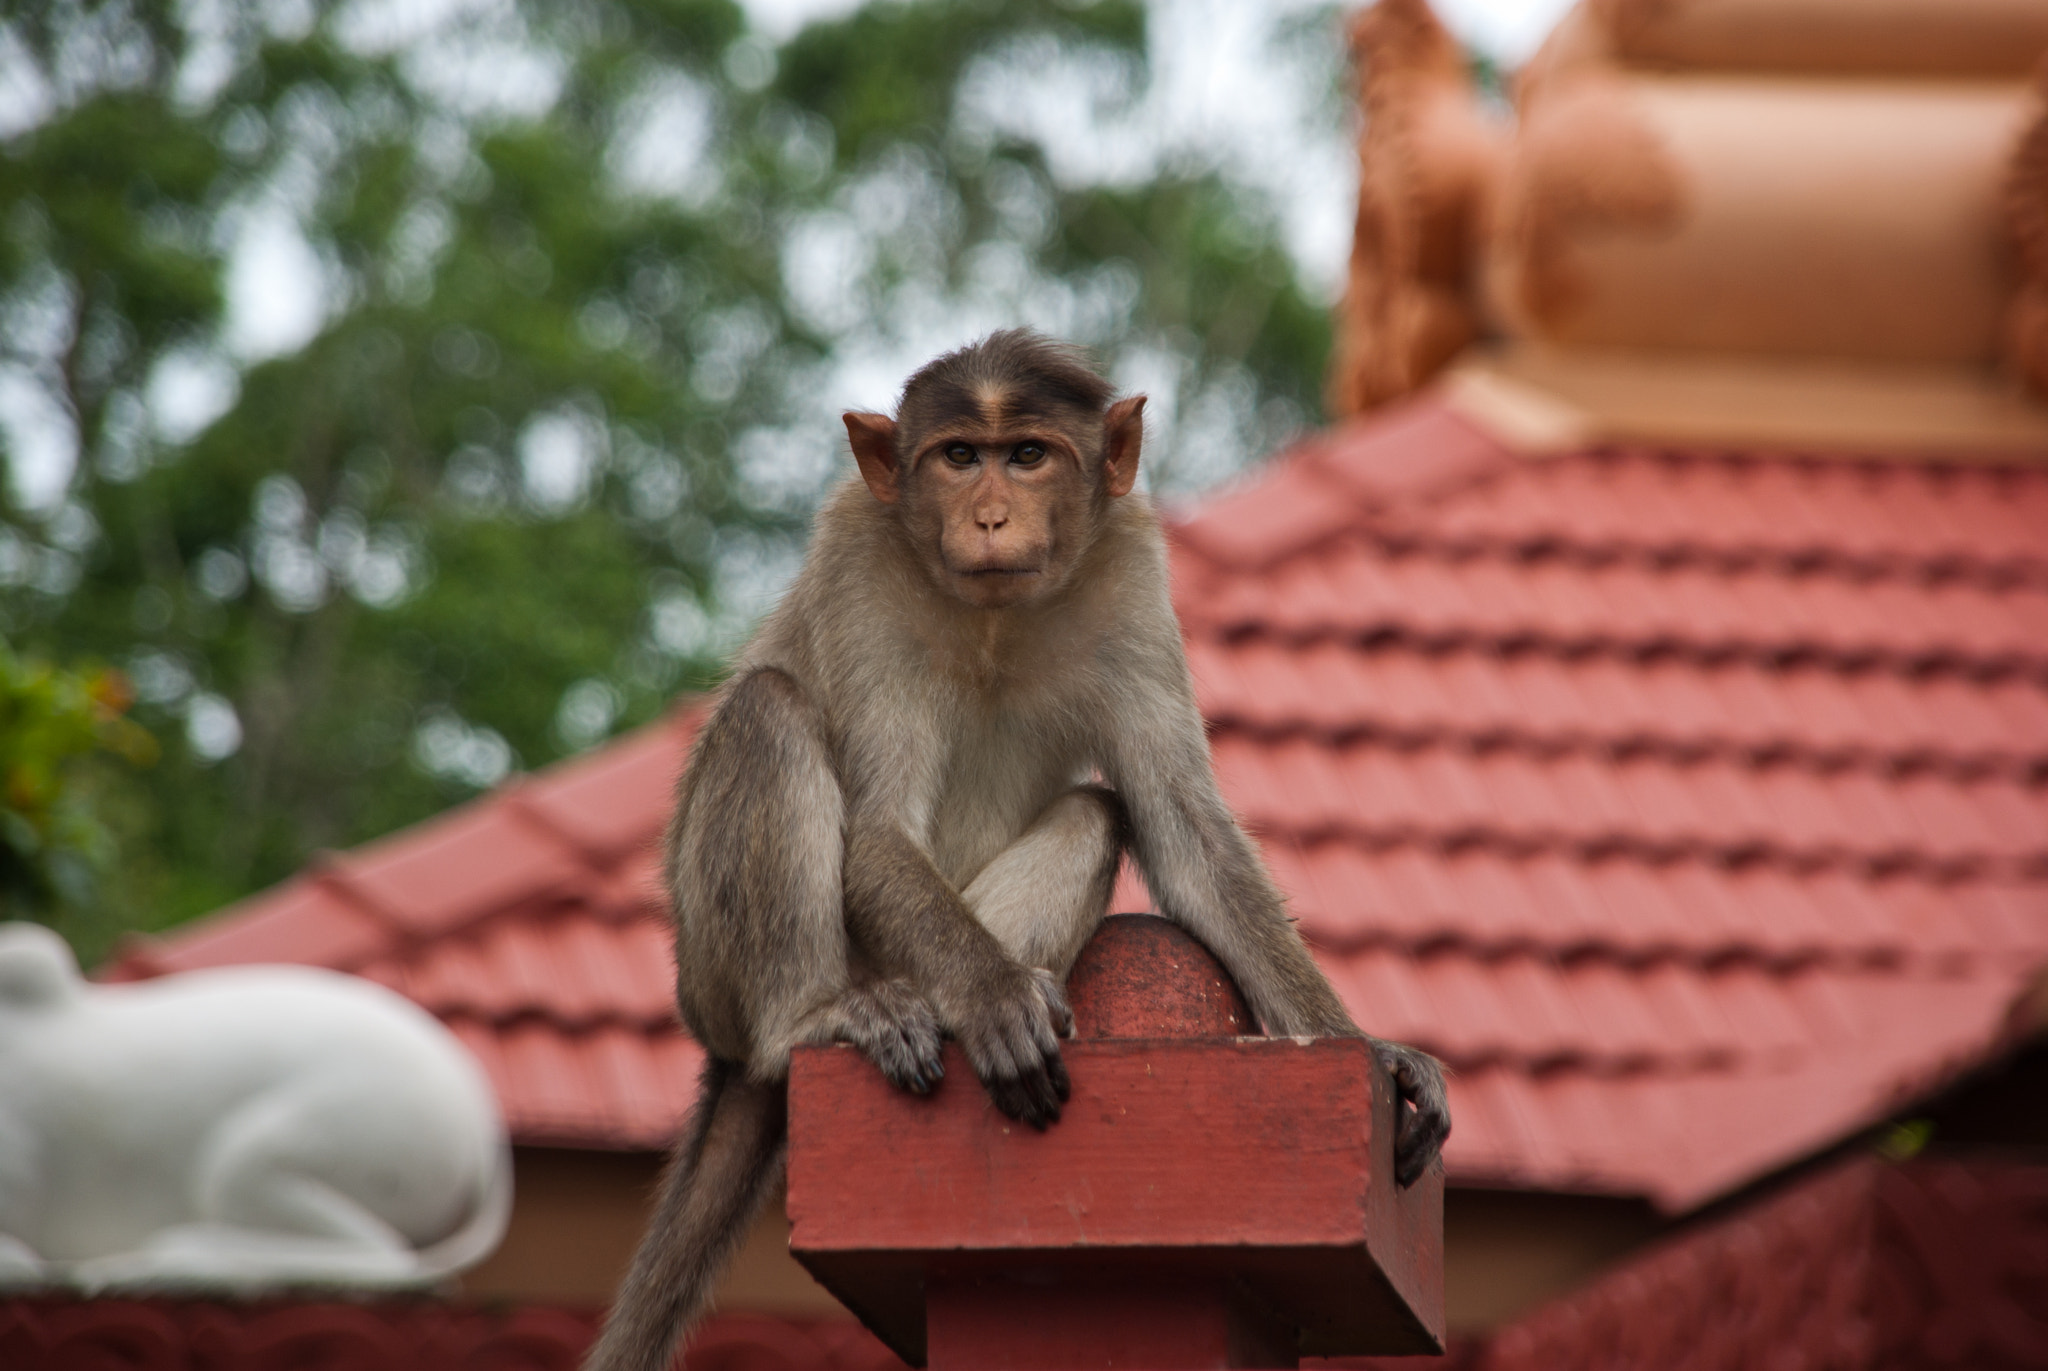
[786,915,1445,1369]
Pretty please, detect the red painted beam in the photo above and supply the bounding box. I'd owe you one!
[787,916,1445,1369]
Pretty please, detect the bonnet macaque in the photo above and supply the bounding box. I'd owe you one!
[586,332,1449,1371]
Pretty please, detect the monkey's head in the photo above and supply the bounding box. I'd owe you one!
[843,331,1145,610]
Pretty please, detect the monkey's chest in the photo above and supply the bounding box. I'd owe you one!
[924,721,1090,889]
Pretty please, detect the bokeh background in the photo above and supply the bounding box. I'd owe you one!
[0,0,1565,960]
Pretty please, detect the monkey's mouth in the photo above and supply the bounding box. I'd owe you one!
[945,554,1046,578]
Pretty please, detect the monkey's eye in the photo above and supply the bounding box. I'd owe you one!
[1011,442,1046,466]
[944,443,977,466]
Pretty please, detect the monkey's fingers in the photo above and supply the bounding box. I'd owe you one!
[963,1026,1036,1124]
[1014,1055,1065,1128]
[1025,1003,1073,1105]
[878,1035,939,1095]
[1001,1028,1064,1128]
[1394,1102,1452,1188]
[847,981,944,1094]
[871,1019,938,1093]
[1031,969,1076,1039]
[1017,999,1071,1120]
[1375,1041,1452,1188]
[1044,1045,1072,1104]
[899,1002,946,1093]
[980,1020,1065,1128]
[984,1057,1057,1129]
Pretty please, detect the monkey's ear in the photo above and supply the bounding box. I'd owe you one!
[843,412,901,505]
[1103,396,1146,498]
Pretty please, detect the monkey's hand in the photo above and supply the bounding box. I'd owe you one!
[1371,1037,1451,1187]
[942,964,1075,1130]
[836,979,946,1096]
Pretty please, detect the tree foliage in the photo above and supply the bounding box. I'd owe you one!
[0,0,1340,959]
[0,638,153,940]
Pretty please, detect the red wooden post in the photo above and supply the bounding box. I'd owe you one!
[786,915,1445,1370]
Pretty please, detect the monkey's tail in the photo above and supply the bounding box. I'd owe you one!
[582,1057,789,1371]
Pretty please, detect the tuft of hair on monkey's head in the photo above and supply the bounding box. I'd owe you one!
[893,330,1116,447]
[841,330,1148,611]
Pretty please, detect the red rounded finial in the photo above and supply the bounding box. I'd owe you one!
[1065,914,1257,1039]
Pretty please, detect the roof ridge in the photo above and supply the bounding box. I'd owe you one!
[1170,395,1522,572]
[1174,419,2048,584]
[1586,439,2048,475]
[1206,718,2048,780]
[1360,525,2048,587]
[301,854,407,933]
[496,779,620,868]
[1254,825,2042,881]
[432,1003,683,1033]
[1181,619,2048,680]
[1304,925,2039,973]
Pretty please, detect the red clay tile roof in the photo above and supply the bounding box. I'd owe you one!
[109,393,2048,1210]
[1476,1157,2048,1371]
[1163,397,2048,1209]
[109,714,703,1151]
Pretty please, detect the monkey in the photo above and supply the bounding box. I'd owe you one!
[584,331,1449,1371]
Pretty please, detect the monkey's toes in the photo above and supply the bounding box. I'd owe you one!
[985,1072,1044,1127]
[1394,1105,1451,1187]
[889,1027,948,1094]
[973,1042,1063,1128]
[1027,1068,1065,1125]
[1396,1137,1433,1188]
[1018,1068,1063,1128]
[1029,968,1076,1039]
[1015,1041,1068,1126]
[880,1053,936,1095]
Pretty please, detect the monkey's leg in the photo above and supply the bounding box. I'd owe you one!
[674,668,940,1093]
[963,785,1126,976]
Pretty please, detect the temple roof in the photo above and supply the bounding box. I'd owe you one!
[109,391,2048,1213]
[1169,396,2048,1210]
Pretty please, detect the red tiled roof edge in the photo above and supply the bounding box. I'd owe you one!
[101,705,703,983]
[1170,393,1520,573]
[1483,1155,2048,1370]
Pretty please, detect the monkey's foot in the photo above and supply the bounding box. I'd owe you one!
[834,980,944,1095]
[1373,1039,1452,1187]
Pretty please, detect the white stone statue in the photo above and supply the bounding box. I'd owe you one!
[0,921,511,1292]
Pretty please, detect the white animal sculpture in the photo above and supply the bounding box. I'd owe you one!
[0,921,511,1292]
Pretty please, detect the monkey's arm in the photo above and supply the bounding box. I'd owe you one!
[842,813,1075,1128]
[1101,667,1451,1184]
[1101,686,1353,1035]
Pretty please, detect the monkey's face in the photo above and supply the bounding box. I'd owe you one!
[904,428,1099,608]
[843,387,1143,611]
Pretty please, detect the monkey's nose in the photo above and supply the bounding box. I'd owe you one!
[977,507,1009,532]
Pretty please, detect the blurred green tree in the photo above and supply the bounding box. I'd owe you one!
[0,639,154,947]
[0,0,1340,959]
